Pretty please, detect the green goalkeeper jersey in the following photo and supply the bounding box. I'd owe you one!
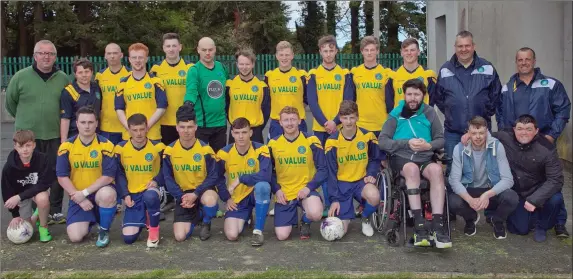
[184,61,228,128]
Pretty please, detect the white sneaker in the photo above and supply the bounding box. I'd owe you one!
[269,208,275,216]
[361,217,374,237]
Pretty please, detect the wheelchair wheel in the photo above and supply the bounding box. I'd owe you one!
[385,229,400,247]
[372,169,393,232]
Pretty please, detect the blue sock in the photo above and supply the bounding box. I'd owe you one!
[362,202,378,218]
[98,206,117,231]
[302,213,311,224]
[254,182,271,231]
[321,183,331,207]
[185,223,195,239]
[143,190,161,227]
[202,204,218,224]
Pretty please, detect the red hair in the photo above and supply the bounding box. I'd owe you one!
[128,43,149,56]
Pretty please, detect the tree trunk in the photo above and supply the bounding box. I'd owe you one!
[386,2,399,52]
[350,1,360,53]
[326,1,336,36]
[364,1,373,36]
[17,2,27,56]
[33,2,43,43]
[78,1,91,57]
[1,2,7,57]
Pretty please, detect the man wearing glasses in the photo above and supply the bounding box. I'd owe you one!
[5,39,71,225]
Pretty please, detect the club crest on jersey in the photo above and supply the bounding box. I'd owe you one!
[247,158,256,167]
[89,150,98,158]
[541,79,548,86]
[334,74,342,81]
[375,73,382,80]
[357,141,365,150]
[193,153,202,162]
[145,153,153,162]
[418,76,424,81]
[297,146,306,154]
[207,80,224,99]
[251,85,259,93]
[178,70,186,77]
[289,76,297,83]
[144,82,152,89]
[477,67,485,73]
[95,91,101,100]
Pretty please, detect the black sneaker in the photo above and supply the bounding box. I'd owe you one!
[199,222,211,241]
[432,227,452,248]
[251,231,264,246]
[300,223,311,240]
[493,221,507,239]
[413,227,432,247]
[555,224,570,238]
[464,214,480,236]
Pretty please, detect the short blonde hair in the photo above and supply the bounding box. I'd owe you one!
[360,36,379,51]
[276,41,293,53]
[279,106,300,119]
[235,48,256,64]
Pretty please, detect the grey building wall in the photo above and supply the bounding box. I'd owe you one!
[427,1,573,161]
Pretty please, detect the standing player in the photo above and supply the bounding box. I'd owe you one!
[226,48,270,144]
[95,43,130,145]
[2,130,53,242]
[184,37,228,152]
[386,38,437,109]
[56,106,117,247]
[348,36,393,137]
[326,101,381,237]
[216,117,272,246]
[115,114,165,248]
[60,58,102,141]
[150,33,194,146]
[264,41,308,139]
[268,106,327,240]
[162,103,221,241]
[307,35,353,215]
[115,43,167,142]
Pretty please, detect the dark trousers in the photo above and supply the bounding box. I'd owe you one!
[196,126,227,152]
[507,192,563,235]
[228,125,264,145]
[444,130,463,176]
[35,138,63,215]
[161,125,179,146]
[448,188,519,223]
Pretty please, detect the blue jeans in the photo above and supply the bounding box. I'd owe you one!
[507,192,563,235]
[444,130,463,177]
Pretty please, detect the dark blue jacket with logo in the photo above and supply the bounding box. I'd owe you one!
[433,53,502,134]
[496,68,571,139]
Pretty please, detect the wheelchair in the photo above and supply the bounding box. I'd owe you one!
[371,151,452,247]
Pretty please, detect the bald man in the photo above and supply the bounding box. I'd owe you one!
[95,43,130,145]
[184,37,229,152]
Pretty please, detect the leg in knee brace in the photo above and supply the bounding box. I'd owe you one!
[406,188,421,196]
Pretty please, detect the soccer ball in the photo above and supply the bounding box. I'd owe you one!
[6,220,34,244]
[320,217,345,241]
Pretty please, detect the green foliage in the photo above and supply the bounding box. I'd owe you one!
[296,1,326,54]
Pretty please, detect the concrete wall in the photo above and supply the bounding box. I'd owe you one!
[427,1,573,161]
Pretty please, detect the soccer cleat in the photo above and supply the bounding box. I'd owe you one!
[554,224,570,238]
[268,208,275,216]
[361,216,374,237]
[147,227,159,248]
[493,221,507,240]
[464,214,480,236]
[199,222,211,241]
[534,229,547,242]
[300,222,311,240]
[48,213,66,225]
[432,227,452,248]
[38,226,52,242]
[96,229,110,248]
[251,230,264,246]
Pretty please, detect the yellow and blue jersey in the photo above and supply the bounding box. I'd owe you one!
[150,58,194,126]
[325,127,381,202]
[267,132,327,201]
[56,135,116,191]
[387,65,436,108]
[114,72,168,141]
[95,66,130,133]
[114,139,165,198]
[60,81,102,134]
[307,65,353,132]
[162,139,219,200]
[264,67,308,120]
[347,64,393,132]
[215,142,272,203]
[225,75,270,127]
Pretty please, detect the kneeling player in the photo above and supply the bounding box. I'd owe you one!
[217,118,272,246]
[56,106,117,247]
[2,130,53,242]
[162,103,221,241]
[115,114,165,247]
[326,101,381,237]
[268,106,327,240]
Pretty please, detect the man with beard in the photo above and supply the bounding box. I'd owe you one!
[379,78,451,248]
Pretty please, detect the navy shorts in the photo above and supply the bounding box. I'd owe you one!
[225,191,255,221]
[268,119,308,140]
[99,131,123,145]
[274,190,321,227]
[335,180,366,220]
[66,193,99,226]
[122,191,159,228]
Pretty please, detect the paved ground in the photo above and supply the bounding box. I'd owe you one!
[0,122,572,275]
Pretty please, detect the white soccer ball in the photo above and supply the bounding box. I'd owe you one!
[320,217,345,241]
[7,220,34,244]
